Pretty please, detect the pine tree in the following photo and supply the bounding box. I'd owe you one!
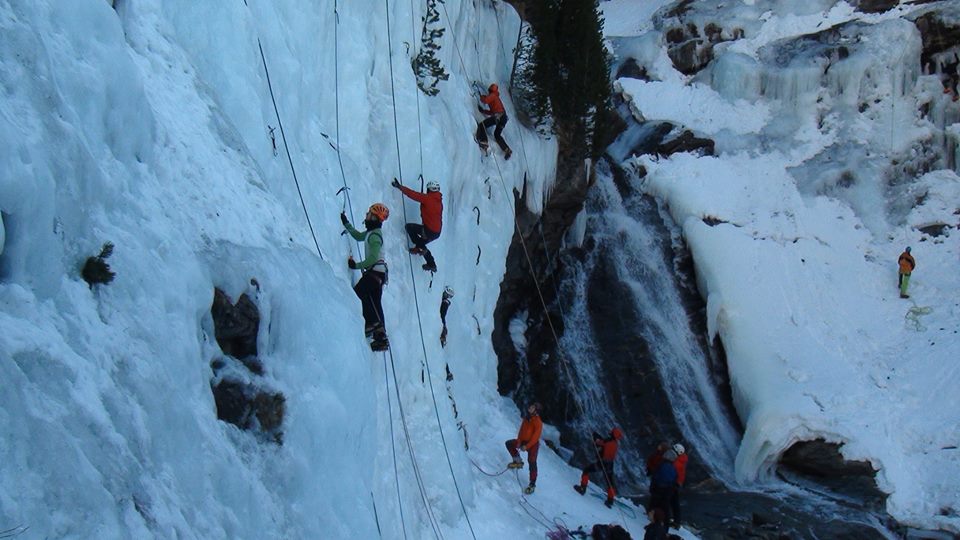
[412,0,450,96]
[511,0,611,158]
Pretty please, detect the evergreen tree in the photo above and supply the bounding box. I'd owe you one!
[412,0,450,96]
[511,0,611,158]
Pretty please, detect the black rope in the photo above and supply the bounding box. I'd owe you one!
[254,37,324,260]
[469,458,509,477]
[384,2,477,538]
[371,491,383,538]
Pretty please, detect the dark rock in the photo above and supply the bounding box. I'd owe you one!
[703,216,728,227]
[850,0,898,13]
[668,39,712,75]
[666,27,686,44]
[918,223,949,237]
[211,288,260,359]
[779,439,886,506]
[913,12,960,71]
[616,58,648,80]
[212,377,285,444]
[656,130,715,157]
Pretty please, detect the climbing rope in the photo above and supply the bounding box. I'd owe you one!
[381,352,411,540]
[469,458,510,477]
[407,0,426,178]
[385,348,446,540]
[334,0,362,260]
[383,1,478,538]
[244,4,324,260]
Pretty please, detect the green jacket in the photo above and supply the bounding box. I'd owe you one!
[345,223,385,271]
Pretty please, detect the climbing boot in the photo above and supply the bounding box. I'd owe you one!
[504,147,513,160]
[573,484,586,495]
[422,262,437,272]
[604,498,614,508]
[523,483,536,495]
[507,457,523,469]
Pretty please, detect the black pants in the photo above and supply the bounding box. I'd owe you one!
[354,270,385,329]
[405,223,440,267]
[649,485,676,522]
[670,485,682,524]
[476,114,510,152]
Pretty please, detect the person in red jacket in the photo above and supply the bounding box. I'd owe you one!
[475,83,512,159]
[391,178,443,272]
[670,443,688,528]
[573,427,623,508]
[506,402,542,494]
[646,440,669,482]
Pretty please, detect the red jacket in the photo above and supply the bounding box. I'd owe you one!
[646,449,664,475]
[517,414,542,448]
[674,454,688,485]
[398,186,443,234]
[480,89,505,115]
[596,437,619,462]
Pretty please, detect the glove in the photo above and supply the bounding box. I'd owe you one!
[340,212,349,226]
[391,178,401,189]
[520,444,527,452]
[347,257,357,270]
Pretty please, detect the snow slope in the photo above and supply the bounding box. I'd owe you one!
[0,0,677,538]
[605,0,960,532]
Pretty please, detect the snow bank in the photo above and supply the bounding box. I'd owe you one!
[612,1,960,533]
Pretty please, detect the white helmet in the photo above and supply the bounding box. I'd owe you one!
[672,443,685,455]
[443,286,454,297]
[426,180,441,192]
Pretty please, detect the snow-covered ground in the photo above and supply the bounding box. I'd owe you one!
[0,0,679,538]
[604,0,960,533]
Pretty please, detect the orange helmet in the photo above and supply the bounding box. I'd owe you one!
[488,83,498,93]
[368,203,389,222]
[611,427,623,440]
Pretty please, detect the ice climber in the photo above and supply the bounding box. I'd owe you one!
[475,83,512,160]
[573,427,623,508]
[643,508,670,540]
[505,402,542,494]
[648,448,678,522]
[898,246,915,299]
[392,177,442,272]
[440,285,453,347]
[342,203,390,350]
[669,443,688,528]
[646,441,669,483]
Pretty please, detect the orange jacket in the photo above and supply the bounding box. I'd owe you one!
[517,414,542,448]
[898,251,915,274]
[398,186,443,234]
[480,89,505,115]
[674,454,688,485]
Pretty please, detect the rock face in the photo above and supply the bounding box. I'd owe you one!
[779,439,886,506]
[209,285,284,444]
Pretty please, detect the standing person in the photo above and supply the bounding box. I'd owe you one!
[643,508,670,540]
[646,441,669,483]
[649,448,678,522]
[475,83,512,159]
[440,286,454,348]
[341,203,390,350]
[391,178,442,272]
[898,246,915,299]
[573,427,623,508]
[505,402,542,494]
[670,443,688,528]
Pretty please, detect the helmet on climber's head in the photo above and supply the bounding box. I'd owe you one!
[672,443,685,456]
[611,427,623,440]
[443,286,455,298]
[367,203,390,222]
[905,246,911,253]
[488,83,499,93]
[426,180,441,192]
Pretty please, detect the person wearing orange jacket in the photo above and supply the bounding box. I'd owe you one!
[898,246,915,299]
[475,83,513,159]
[669,443,688,528]
[573,427,623,508]
[505,402,542,494]
[392,178,443,272]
